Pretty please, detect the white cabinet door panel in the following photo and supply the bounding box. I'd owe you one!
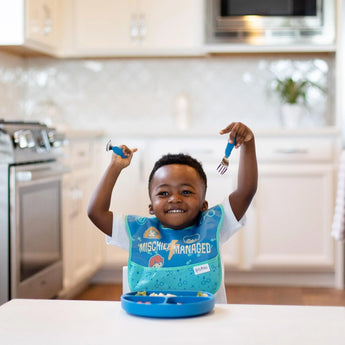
[25,0,59,49]
[67,0,203,56]
[248,164,334,270]
[72,0,133,51]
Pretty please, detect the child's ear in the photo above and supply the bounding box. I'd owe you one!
[149,204,155,215]
[201,201,208,212]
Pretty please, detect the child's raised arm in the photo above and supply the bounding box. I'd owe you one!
[220,122,258,221]
[87,145,137,236]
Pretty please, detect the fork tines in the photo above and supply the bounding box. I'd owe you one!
[216,157,229,175]
[217,134,236,175]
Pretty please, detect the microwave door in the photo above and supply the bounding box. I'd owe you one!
[220,0,318,17]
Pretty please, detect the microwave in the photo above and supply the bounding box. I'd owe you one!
[205,0,335,45]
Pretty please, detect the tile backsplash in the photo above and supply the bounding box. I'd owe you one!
[0,51,335,135]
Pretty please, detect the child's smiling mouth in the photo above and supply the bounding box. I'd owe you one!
[166,209,186,213]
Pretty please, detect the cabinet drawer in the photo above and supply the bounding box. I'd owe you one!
[256,138,334,163]
[68,140,92,168]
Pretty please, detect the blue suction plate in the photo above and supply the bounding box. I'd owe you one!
[121,290,215,318]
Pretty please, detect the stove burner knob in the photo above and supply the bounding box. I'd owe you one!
[13,130,35,149]
[47,130,55,145]
[47,129,65,148]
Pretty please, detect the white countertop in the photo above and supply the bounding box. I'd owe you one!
[0,299,344,345]
[61,126,341,140]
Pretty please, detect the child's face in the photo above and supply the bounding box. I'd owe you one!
[149,164,208,230]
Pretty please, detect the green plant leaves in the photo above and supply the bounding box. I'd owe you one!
[275,77,325,105]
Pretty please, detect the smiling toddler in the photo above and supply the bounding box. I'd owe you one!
[88,122,258,303]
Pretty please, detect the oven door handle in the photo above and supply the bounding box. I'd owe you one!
[15,165,70,182]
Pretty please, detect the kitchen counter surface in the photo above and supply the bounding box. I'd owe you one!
[100,126,342,139]
[60,126,341,140]
[0,299,344,345]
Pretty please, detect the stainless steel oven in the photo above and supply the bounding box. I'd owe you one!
[10,161,64,300]
[0,120,66,305]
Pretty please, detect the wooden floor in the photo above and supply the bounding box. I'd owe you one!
[75,284,345,306]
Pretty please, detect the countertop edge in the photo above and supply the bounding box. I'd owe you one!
[62,126,342,140]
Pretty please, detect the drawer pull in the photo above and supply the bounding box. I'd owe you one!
[275,148,308,154]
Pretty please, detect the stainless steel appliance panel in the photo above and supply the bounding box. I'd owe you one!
[9,162,64,299]
[205,0,335,45]
[0,120,66,305]
[0,165,10,304]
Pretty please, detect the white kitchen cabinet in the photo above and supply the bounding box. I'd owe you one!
[0,0,60,55]
[61,136,105,297]
[63,0,204,57]
[62,170,90,290]
[25,0,59,50]
[223,134,339,287]
[247,163,334,271]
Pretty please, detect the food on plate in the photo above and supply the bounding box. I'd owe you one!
[149,292,176,297]
[135,291,147,296]
[134,291,208,298]
[137,301,151,304]
[197,291,208,297]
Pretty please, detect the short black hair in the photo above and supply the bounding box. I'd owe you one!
[148,153,207,193]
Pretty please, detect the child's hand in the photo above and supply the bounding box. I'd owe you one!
[111,145,138,168]
[219,122,254,148]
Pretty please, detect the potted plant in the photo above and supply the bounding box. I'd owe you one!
[274,77,325,128]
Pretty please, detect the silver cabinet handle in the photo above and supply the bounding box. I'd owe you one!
[130,14,139,42]
[138,13,146,40]
[42,4,52,36]
[15,165,69,182]
[130,12,146,43]
[16,171,32,182]
[274,148,309,154]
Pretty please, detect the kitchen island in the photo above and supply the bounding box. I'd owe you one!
[0,299,344,345]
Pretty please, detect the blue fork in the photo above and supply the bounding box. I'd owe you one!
[216,134,237,175]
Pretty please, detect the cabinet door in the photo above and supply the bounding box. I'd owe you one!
[140,0,203,50]
[71,0,133,52]
[62,170,91,290]
[25,0,59,50]
[68,0,203,56]
[62,138,106,292]
[0,0,59,54]
[247,164,335,271]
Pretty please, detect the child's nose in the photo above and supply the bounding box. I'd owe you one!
[169,193,182,202]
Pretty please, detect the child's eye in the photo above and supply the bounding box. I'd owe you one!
[158,191,169,196]
[181,190,192,195]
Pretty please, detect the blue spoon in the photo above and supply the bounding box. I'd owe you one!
[105,139,126,158]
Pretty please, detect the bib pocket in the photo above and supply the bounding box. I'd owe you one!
[128,256,222,294]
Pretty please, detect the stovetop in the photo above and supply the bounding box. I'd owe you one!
[0,119,65,164]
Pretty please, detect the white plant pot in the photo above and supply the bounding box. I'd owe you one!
[280,103,304,129]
